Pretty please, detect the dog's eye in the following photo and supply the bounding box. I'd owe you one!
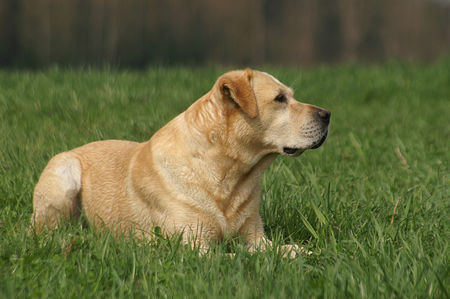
[274,94,287,103]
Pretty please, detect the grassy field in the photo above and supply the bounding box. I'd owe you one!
[0,60,449,298]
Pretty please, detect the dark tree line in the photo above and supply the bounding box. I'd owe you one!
[0,0,448,67]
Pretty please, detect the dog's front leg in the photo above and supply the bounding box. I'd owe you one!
[177,224,217,255]
[239,211,272,252]
[240,212,311,258]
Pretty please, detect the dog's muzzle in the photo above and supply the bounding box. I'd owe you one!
[310,130,328,149]
[309,108,330,149]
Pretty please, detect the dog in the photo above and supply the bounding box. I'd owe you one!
[32,69,330,257]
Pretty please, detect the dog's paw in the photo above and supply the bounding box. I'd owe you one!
[280,244,313,258]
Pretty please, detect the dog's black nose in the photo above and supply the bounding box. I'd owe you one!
[315,108,331,124]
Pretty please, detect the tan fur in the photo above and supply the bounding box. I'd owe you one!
[32,69,330,257]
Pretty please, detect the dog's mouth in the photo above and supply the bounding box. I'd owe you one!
[282,130,328,156]
[282,147,300,156]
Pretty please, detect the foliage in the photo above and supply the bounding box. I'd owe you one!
[0,61,449,298]
[1,0,449,66]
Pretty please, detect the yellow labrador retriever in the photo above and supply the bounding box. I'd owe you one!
[32,69,330,256]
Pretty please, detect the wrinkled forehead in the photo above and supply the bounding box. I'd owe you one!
[252,71,294,98]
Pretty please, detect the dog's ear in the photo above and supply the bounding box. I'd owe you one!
[219,69,258,118]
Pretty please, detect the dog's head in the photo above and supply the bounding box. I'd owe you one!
[216,69,330,156]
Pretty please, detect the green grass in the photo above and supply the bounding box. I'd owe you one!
[1,60,449,298]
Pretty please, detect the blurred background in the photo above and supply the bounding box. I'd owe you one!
[0,0,449,68]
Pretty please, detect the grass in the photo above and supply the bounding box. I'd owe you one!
[0,60,449,298]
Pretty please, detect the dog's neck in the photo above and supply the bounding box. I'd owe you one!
[183,92,278,213]
[185,91,273,168]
